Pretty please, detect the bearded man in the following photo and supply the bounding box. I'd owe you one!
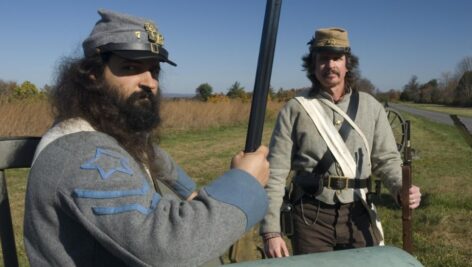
[24,9,269,266]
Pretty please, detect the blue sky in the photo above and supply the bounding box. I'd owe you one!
[1,0,471,95]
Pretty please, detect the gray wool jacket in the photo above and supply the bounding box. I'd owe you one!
[260,90,402,234]
[24,118,268,267]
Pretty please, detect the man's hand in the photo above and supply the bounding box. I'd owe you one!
[408,185,421,209]
[231,146,269,187]
[264,236,289,258]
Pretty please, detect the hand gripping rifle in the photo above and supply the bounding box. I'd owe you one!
[401,120,413,253]
[228,0,282,263]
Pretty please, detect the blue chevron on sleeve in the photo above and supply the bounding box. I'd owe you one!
[92,193,161,215]
[73,173,151,199]
[80,148,133,179]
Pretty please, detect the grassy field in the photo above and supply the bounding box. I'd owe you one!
[2,101,472,266]
[378,112,472,266]
[166,111,472,266]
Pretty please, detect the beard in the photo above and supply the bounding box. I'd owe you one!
[81,81,161,155]
[81,81,162,163]
[115,88,161,132]
[92,80,162,134]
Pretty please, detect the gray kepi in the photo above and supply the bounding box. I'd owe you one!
[82,9,176,66]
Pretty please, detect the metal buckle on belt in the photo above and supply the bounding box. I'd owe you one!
[327,175,349,190]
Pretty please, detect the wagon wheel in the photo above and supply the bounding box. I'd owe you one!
[385,107,406,152]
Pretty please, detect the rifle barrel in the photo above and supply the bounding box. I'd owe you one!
[229,1,282,262]
[244,0,282,153]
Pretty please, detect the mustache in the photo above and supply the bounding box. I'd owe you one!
[128,88,155,102]
[124,88,160,111]
[322,69,340,77]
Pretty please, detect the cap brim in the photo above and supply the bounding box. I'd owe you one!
[112,50,177,66]
[312,46,351,54]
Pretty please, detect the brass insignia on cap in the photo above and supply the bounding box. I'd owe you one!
[144,22,164,46]
[135,31,141,39]
[324,38,336,46]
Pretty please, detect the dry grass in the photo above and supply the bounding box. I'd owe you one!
[0,97,284,137]
[160,98,282,133]
[0,98,53,137]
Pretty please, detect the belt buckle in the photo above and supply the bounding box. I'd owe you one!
[328,175,349,190]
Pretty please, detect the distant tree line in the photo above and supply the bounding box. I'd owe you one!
[194,56,471,107]
[3,56,470,107]
[195,80,307,103]
[194,75,388,103]
[0,80,48,100]
[378,56,472,106]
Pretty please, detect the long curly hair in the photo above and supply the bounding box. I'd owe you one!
[50,53,164,180]
[301,48,361,93]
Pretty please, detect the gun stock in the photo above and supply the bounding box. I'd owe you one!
[402,120,413,253]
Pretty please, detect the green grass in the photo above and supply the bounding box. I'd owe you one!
[377,112,472,266]
[401,103,472,117]
[3,115,472,266]
[159,122,275,187]
[2,169,30,267]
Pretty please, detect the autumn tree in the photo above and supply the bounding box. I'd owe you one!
[274,87,297,102]
[376,89,401,103]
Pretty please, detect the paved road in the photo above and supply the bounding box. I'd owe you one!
[388,103,472,133]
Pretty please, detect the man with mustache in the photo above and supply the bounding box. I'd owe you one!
[24,9,269,266]
[260,27,421,257]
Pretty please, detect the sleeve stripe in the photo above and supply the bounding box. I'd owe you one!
[92,193,161,215]
[72,175,150,199]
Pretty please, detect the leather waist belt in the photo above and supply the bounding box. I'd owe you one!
[323,175,370,190]
[294,172,370,191]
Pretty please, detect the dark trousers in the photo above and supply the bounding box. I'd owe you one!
[291,195,379,254]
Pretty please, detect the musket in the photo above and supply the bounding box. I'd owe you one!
[244,0,282,153]
[229,0,282,263]
[401,120,413,253]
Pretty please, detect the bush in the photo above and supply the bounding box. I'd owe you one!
[195,83,213,101]
[13,81,40,99]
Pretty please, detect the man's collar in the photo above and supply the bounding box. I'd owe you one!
[311,87,352,103]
